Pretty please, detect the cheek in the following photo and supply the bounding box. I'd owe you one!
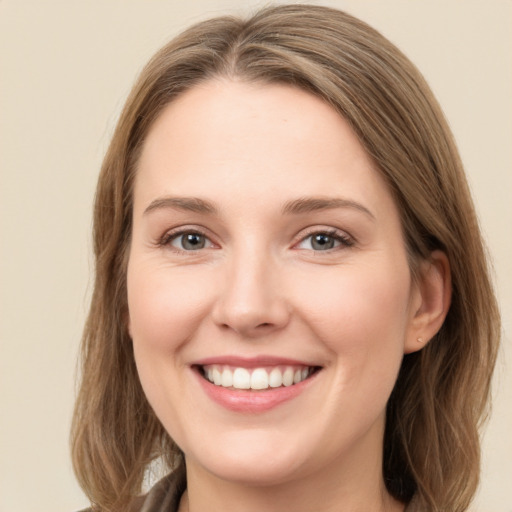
[292,261,412,365]
[127,261,214,354]
[126,261,216,438]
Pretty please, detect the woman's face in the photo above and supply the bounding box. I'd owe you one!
[127,80,424,486]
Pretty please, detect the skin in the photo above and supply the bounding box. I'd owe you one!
[127,80,450,512]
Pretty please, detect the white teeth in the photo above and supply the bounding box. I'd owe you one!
[221,368,233,387]
[282,367,294,387]
[203,365,313,390]
[250,368,269,390]
[269,367,283,388]
[232,368,251,389]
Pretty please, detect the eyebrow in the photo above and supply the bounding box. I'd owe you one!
[282,197,375,220]
[143,196,218,215]
[143,195,375,220]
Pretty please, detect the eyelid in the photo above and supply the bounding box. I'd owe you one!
[293,226,355,251]
[158,225,218,252]
[156,224,354,253]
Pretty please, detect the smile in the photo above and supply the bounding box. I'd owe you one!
[200,364,317,390]
[192,357,322,412]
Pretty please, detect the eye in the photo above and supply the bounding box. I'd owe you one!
[166,231,213,251]
[297,230,353,251]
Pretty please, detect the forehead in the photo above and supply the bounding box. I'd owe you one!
[134,80,397,220]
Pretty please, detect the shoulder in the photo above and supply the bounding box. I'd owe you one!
[74,467,186,512]
[135,468,186,512]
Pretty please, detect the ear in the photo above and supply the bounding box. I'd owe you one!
[404,250,452,354]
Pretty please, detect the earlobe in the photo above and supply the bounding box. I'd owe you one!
[404,250,452,354]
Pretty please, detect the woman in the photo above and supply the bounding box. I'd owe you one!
[71,5,500,512]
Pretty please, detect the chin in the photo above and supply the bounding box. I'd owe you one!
[201,456,303,487]
[183,430,310,486]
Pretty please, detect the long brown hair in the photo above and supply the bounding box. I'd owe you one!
[71,5,500,511]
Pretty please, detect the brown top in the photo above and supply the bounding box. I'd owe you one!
[76,466,186,512]
[79,468,420,512]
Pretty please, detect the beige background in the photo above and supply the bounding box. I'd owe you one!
[0,1,510,511]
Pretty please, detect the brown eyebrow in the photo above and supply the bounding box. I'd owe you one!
[143,195,374,220]
[282,196,375,220]
[143,196,218,215]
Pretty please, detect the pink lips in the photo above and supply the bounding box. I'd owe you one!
[191,355,320,413]
[193,355,314,367]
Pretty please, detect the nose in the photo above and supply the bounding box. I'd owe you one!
[211,250,291,338]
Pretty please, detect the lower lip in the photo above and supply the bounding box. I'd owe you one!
[194,369,318,413]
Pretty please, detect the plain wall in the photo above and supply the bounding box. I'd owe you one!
[0,1,510,511]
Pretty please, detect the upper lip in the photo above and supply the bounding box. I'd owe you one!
[191,355,321,369]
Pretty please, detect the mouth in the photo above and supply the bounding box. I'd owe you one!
[194,364,321,391]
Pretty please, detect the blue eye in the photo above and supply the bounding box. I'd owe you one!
[297,231,352,251]
[168,232,211,251]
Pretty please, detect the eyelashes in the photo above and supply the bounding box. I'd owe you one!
[159,228,215,253]
[162,231,214,251]
[296,228,354,251]
[158,226,355,254]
